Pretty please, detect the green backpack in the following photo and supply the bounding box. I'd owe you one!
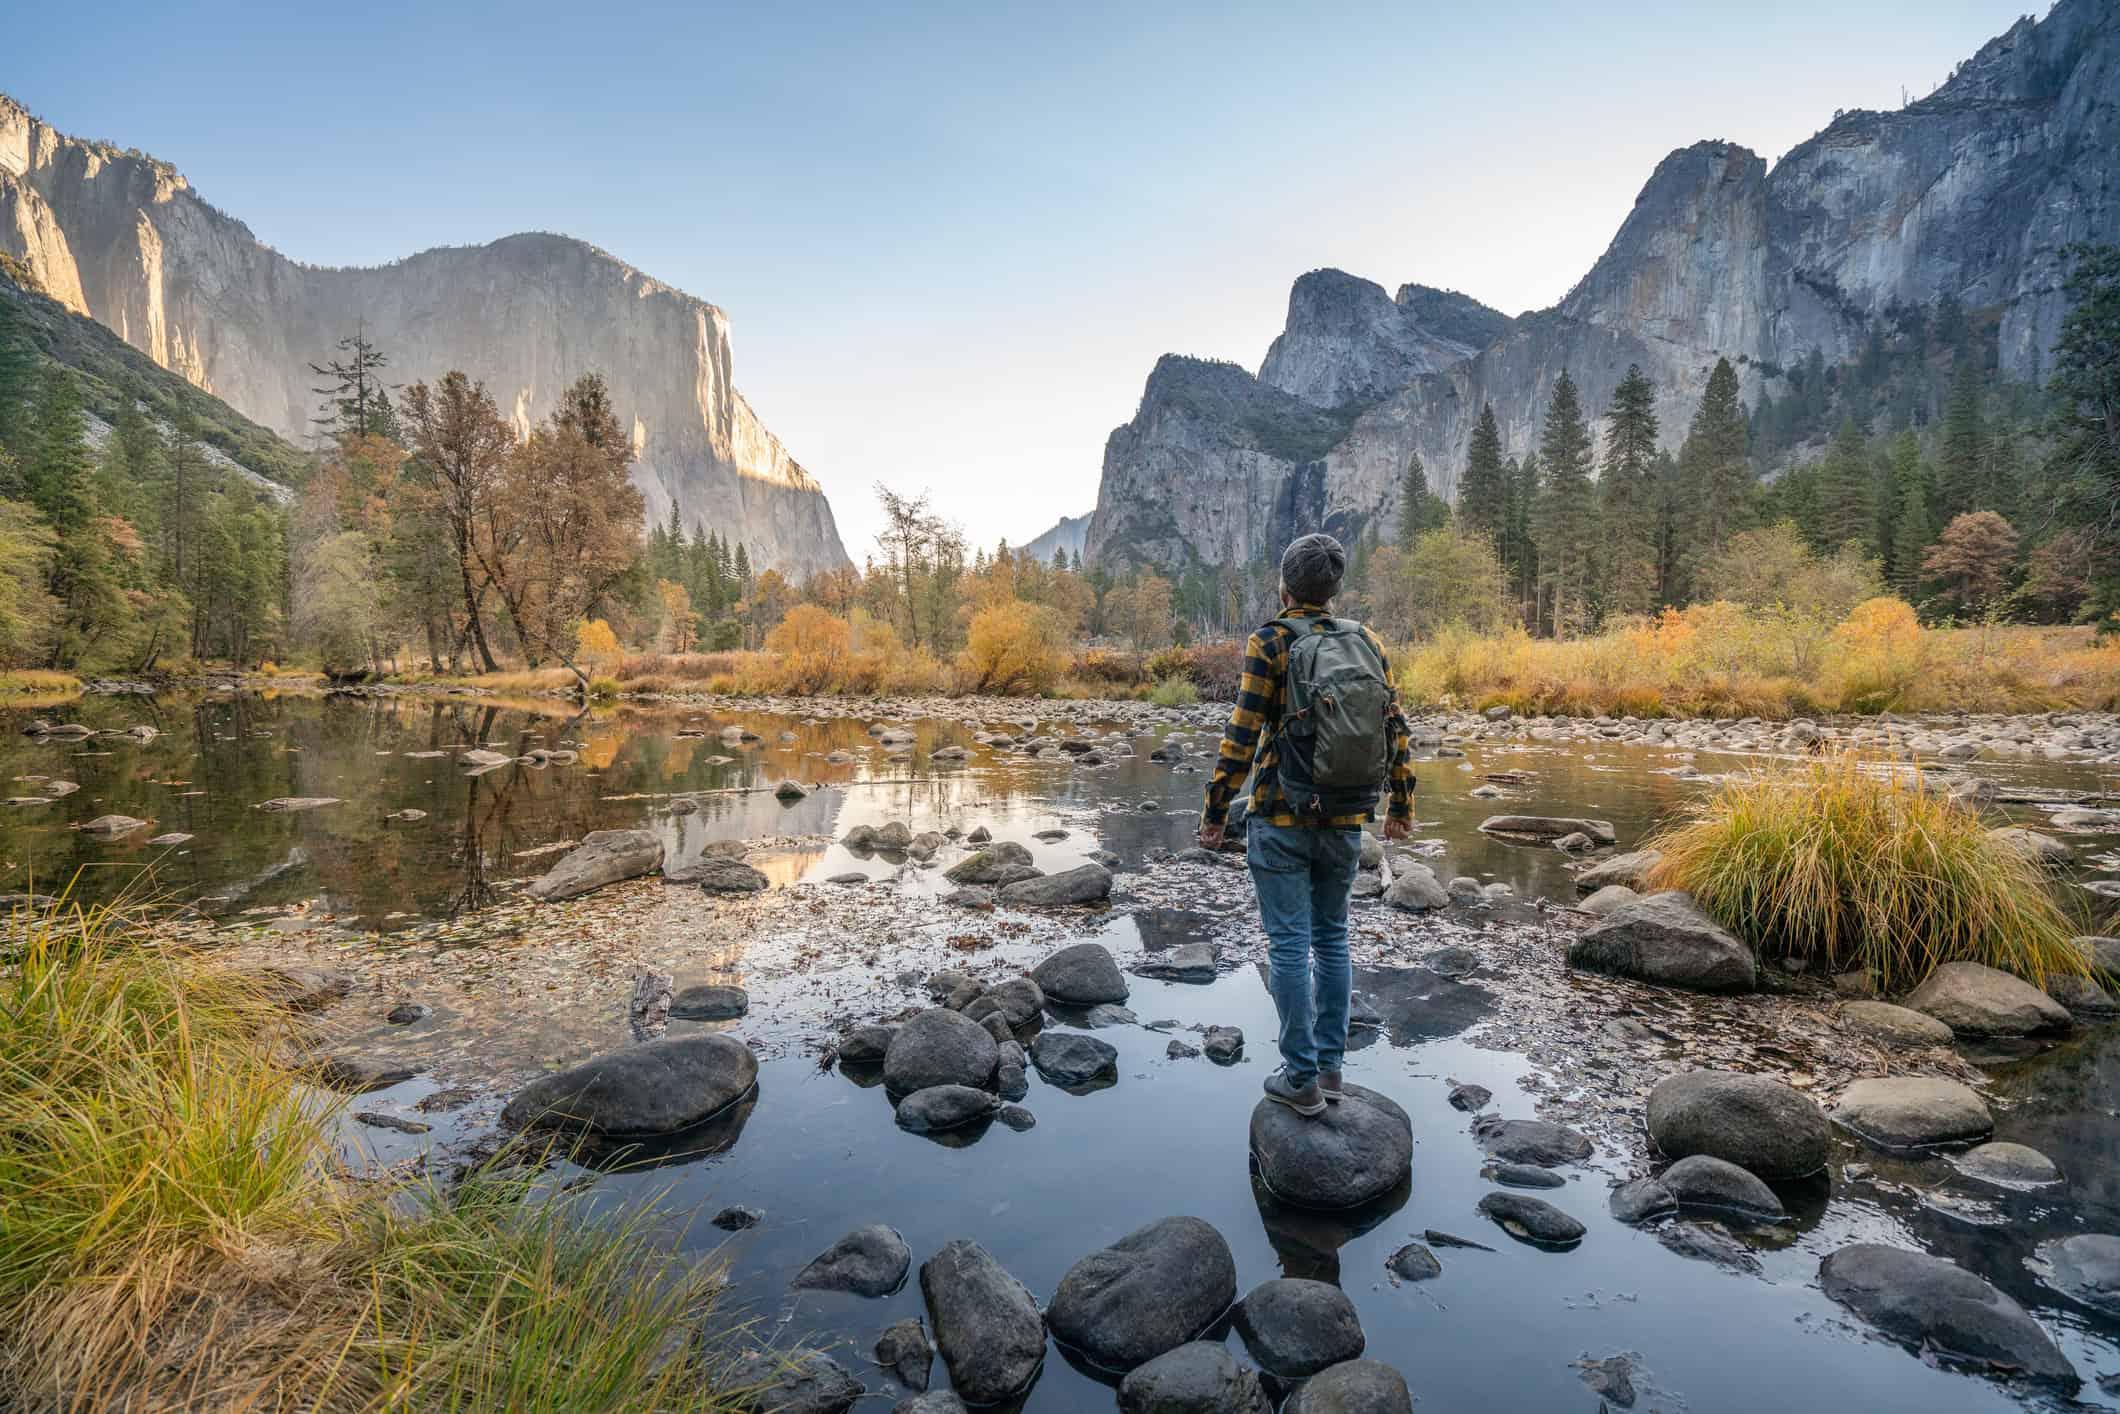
[1269,616,1392,819]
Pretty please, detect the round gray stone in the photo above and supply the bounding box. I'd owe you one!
[1046,1216,1237,1372]
[1477,1191,1586,1247]
[1904,961,2073,1039]
[1645,1070,1830,1180]
[1284,1359,1415,1414]
[895,1085,1001,1134]
[1953,1141,2060,1187]
[1250,1083,1412,1210]
[1832,1076,1993,1150]
[500,1033,755,1137]
[1029,1031,1119,1087]
[668,984,749,1021]
[1659,1154,1784,1218]
[1820,1244,2075,1383]
[792,1224,911,1297]
[1231,1278,1365,1378]
[2033,1233,2120,1315]
[1840,1000,1954,1047]
[1116,1342,1270,1414]
[1031,942,1130,1004]
[883,1009,998,1094]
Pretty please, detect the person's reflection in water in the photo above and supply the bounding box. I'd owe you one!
[1251,1168,1412,1283]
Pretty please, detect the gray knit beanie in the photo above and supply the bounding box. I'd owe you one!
[1280,533,1346,604]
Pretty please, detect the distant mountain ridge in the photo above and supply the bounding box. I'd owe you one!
[1016,512,1090,565]
[0,96,850,576]
[1087,0,2120,573]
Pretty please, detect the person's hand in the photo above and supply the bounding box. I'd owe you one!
[1382,817,1411,842]
[1198,824,1226,851]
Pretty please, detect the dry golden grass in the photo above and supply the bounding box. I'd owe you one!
[1398,598,2120,719]
[1644,754,2092,992]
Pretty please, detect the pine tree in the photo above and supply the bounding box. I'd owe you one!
[1532,371,1597,635]
[1395,453,1446,543]
[1886,430,1934,594]
[164,410,206,587]
[1816,417,1876,552]
[733,541,751,593]
[308,325,398,443]
[1598,365,1660,615]
[1936,354,1985,520]
[1456,404,1508,543]
[1510,451,1539,622]
[1678,357,1752,589]
[24,367,92,532]
[1650,449,1683,603]
[0,293,38,480]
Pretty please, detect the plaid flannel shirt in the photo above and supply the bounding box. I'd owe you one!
[1201,605,1416,829]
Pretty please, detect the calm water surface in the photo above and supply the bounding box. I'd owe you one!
[6,691,2118,1411]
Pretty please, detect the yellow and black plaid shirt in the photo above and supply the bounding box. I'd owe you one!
[1201,605,1416,829]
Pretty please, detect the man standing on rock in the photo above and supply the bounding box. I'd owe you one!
[1198,533,1414,1118]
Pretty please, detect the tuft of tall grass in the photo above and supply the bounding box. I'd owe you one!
[0,903,743,1410]
[1148,677,1200,707]
[1644,754,2091,992]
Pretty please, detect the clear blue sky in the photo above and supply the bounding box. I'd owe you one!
[9,0,2038,559]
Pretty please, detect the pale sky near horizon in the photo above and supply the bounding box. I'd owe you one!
[9,1,2040,562]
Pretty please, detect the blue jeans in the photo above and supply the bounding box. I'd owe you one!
[1247,818,1361,1087]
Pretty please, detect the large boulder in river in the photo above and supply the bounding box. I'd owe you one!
[1231,1278,1365,1378]
[999,863,1113,908]
[1819,1245,2076,1385]
[1045,1216,1237,1372]
[525,829,664,901]
[502,1033,755,1136]
[1283,1359,1414,1414]
[920,1240,1048,1404]
[1905,961,2073,1038]
[1479,815,1616,845]
[1645,1070,1829,1180]
[945,842,1037,885]
[1032,942,1130,1004]
[883,1009,998,1094]
[1832,1076,1994,1150]
[1568,891,1757,992]
[1116,1341,1271,1414]
[1574,849,1663,893]
[1250,1083,1412,1210]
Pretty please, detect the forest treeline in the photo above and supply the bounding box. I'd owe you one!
[0,245,2113,685]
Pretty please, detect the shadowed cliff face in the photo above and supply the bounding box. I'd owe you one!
[0,99,849,577]
[1089,0,2120,575]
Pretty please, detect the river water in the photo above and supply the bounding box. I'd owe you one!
[4,690,2117,1411]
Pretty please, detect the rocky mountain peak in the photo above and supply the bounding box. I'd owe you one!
[1259,268,1511,409]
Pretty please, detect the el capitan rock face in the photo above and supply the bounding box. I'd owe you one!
[1087,0,2120,574]
[0,97,849,577]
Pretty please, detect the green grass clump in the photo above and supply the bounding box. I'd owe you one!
[1645,754,2090,992]
[0,899,742,1410]
[1148,677,1200,707]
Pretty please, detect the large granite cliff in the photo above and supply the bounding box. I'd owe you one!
[0,98,849,576]
[1088,0,2120,572]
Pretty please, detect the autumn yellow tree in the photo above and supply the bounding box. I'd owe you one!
[657,579,697,652]
[958,600,1065,695]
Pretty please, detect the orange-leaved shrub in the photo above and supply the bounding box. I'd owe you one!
[958,602,1066,696]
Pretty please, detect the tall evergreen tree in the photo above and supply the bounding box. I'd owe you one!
[1886,430,1934,594]
[1456,404,1508,543]
[1532,371,1597,635]
[1509,451,1539,623]
[1677,357,1752,593]
[1816,417,1876,552]
[24,367,92,532]
[1395,452,1447,543]
[1936,353,1986,520]
[308,325,398,442]
[2042,243,2120,621]
[1598,365,1660,615]
[0,294,37,482]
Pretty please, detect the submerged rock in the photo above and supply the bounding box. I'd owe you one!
[1115,1341,1270,1414]
[1477,1191,1585,1247]
[920,1240,1047,1405]
[1136,942,1217,982]
[1955,1141,2061,1187]
[1250,1083,1411,1210]
[897,1087,996,1137]
[722,1349,863,1414]
[1574,848,1664,892]
[1479,1118,1592,1168]
[1833,1076,1994,1150]
[2032,1233,2120,1316]
[1045,1215,1237,1372]
[669,984,749,1020]
[1608,1177,1678,1225]
[1480,815,1617,845]
[1646,1070,1829,1180]
[1657,1220,1762,1273]
[1568,891,1757,992]
[1905,961,2072,1038]
[255,796,341,812]
[1385,1242,1442,1282]
[875,1318,933,1392]
[884,1010,998,1094]
[79,814,148,837]
[1231,1277,1365,1378]
[1031,941,1130,1004]
[1820,1244,2075,1384]
[1029,1031,1119,1087]
[501,1033,755,1136]
[1283,1359,1413,1414]
[793,1224,912,1297]
[525,829,663,901]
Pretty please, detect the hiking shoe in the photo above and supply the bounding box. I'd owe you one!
[1320,1068,1345,1102]
[1263,1070,1326,1117]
